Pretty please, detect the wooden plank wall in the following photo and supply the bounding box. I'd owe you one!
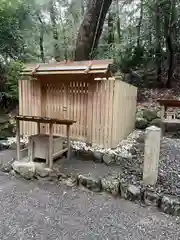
[19,78,137,148]
[19,80,41,136]
[87,79,137,148]
[44,81,88,141]
[87,80,116,148]
[111,80,137,148]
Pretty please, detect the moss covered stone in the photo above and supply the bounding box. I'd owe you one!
[136,109,144,118]
[135,118,148,130]
[143,110,157,122]
[150,118,161,127]
[101,176,120,196]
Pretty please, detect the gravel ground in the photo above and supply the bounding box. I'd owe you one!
[2,131,180,197]
[72,130,143,158]
[55,157,124,179]
[71,130,180,197]
[0,149,16,164]
[158,137,180,196]
[0,172,180,239]
[123,135,180,196]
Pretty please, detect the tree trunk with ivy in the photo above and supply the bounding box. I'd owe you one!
[49,0,60,61]
[37,13,45,63]
[75,0,112,61]
[164,0,176,88]
[108,11,114,45]
[116,0,121,43]
[155,1,162,87]
[136,0,143,48]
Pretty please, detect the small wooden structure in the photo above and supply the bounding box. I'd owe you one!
[19,60,137,149]
[158,99,180,135]
[15,115,76,168]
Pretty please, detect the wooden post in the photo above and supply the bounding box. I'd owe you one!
[41,84,47,134]
[49,123,53,168]
[87,82,93,143]
[28,137,34,162]
[143,126,161,185]
[16,119,20,161]
[37,122,40,135]
[160,105,165,136]
[67,125,70,160]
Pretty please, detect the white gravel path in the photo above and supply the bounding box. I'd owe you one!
[0,172,180,239]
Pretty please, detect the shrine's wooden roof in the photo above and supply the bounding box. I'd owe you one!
[22,60,113,80]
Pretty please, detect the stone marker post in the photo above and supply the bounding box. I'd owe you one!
[143,126,161,185]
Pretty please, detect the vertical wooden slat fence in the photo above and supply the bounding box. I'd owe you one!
[19,78,137,148]
[19,80,41,136]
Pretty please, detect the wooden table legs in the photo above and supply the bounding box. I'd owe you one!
[67,125,70,161]
[16,120,72,168]
[16,119,20,161]
[49,123,53,169]
[160,105,167,136]
[28,137,34,162]
[48,124,71,168]
[37,122,40,134]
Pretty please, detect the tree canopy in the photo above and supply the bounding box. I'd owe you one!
[0,0,180,94]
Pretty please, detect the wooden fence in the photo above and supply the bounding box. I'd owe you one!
[19,78,137,148]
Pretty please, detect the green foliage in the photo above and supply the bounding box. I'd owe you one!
[0,0,179,111]
[6,61,24,101]
[0,61,23,112]
[0,0,27,60]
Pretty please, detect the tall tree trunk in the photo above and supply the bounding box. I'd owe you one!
[165,0,176,88]
[108,11,114,45]
[39,27,45,63]
[37,13,45,63]
[81,0,85,16]
[136,0,143,47]
[49,0,60,61]
[59,13,68,61]
[116,0,121,43]
[166,36,174,88]
[75,0,113,61]
[155,1,162,86]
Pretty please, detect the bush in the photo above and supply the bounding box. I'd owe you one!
[6,61,24,101]
[150,118,161,127]
[0,61,24,112]
[143,110,157,122]
[135,118,148,130]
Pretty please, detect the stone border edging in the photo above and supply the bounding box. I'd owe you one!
[9,160,180,217]
[76,173,180,217]
[8,143,180,218]
[73,149,131,166]
[72,146,180,216]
